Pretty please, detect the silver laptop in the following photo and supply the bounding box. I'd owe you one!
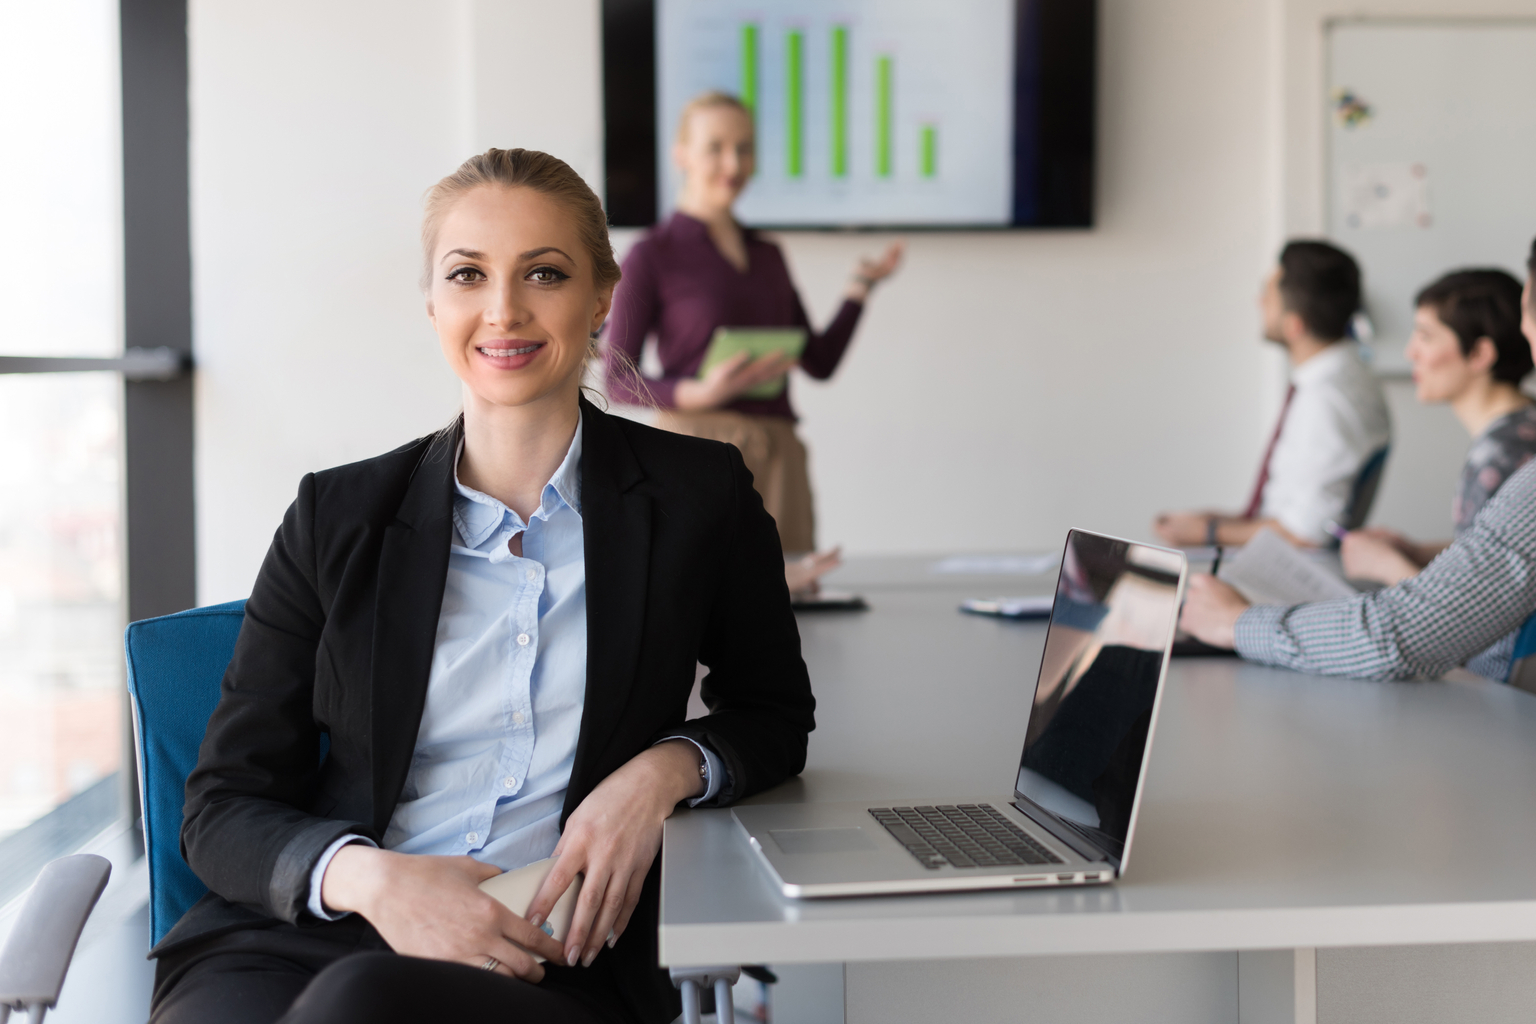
[732,529,1187,897]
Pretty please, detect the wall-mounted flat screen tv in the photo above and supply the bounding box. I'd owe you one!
[603,0,1096,230]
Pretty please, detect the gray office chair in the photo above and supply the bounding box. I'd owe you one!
[0,855,111,1024]
[671,965,741,1024]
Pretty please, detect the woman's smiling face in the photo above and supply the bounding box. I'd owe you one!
[428,185,612,412]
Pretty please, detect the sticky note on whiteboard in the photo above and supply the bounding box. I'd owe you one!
[1340,162,1431,229]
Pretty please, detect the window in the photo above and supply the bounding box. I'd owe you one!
[0,0,193,902]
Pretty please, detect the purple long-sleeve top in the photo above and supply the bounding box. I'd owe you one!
[604,212,864,421]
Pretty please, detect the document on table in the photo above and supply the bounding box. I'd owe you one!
[1217,528,1358,607]
[931,553,1060,575]
[959,595,1055,619]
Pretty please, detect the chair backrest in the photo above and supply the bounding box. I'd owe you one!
[1340,445,1390,533]
[123,601,245,945]
[1507,611,1536,695]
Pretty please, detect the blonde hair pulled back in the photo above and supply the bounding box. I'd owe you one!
[675,90,754,144]
[420,148,621,294]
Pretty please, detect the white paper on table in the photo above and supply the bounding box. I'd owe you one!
[1217,529,1358,607]
[931,553,1060,575]
[960,595,1056,618]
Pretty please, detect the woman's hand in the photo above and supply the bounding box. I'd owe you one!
[320,845,564,980]
[1340,530,1422,585]
[1153,511,1216,547]
[1179,573,1251,649]
[524,740,704,969]
[785,547,843,595]
[674,350,797,411]
[845,241,905,302]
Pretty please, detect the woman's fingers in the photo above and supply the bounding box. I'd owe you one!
[495,902,565,963]
[564,860,612,966]
[581,871,633,966]
[481,934,546,983]
[608,868,650,947]
[525,852,583,930]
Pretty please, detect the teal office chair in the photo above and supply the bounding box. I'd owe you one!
[1339,445,1390,533]
[123,600,246,944]
[117,600,743,1024]
[1507,611,1536,694]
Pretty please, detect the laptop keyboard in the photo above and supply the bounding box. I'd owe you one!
[869,804,1063,870]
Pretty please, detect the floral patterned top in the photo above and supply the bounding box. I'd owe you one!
[1454,404,1536,534]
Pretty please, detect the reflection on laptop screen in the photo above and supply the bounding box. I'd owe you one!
[1015,530,1184,857]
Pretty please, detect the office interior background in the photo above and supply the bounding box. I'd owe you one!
[3,0,1536,1021]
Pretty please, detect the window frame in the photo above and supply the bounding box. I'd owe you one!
[0,0,193,873]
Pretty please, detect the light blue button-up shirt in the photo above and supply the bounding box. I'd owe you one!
[306,416,721,918]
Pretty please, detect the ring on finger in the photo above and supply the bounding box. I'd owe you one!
[481,957,500,972]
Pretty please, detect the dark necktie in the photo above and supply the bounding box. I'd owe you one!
[1243,384,1297,519]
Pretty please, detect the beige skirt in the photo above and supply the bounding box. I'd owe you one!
[655,409,816,555]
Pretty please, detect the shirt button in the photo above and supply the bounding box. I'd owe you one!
[512,711,525,725]
[516,633,530,647]
[465,831,479,845]
[503,776,517,789]
[526,568,538,582]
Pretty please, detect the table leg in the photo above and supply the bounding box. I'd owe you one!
[1238,948,1316,1024]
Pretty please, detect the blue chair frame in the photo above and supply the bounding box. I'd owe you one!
[123,600,246,945]
[1508,611,1536,692]
[1339,445,1390,533]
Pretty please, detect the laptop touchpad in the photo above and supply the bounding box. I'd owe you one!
[769,828,878,855]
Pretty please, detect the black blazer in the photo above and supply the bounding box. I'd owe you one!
[162,399,816,1024]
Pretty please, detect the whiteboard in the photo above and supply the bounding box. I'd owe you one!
[1327,20,1536,374]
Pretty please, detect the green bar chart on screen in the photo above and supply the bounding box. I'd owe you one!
[830,25,848,177]
[657,0,1015,224]
[875,54,893,178]
[739,23,758,112]
[785,29,804,176]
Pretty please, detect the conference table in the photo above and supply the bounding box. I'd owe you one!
[659,556,1536,1024]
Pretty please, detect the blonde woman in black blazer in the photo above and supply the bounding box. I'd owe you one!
[149,150,815,1024]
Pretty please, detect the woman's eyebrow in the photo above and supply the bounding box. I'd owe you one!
[520,246,575,262]
[439,248,488,264]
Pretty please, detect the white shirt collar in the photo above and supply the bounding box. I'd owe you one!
[1290,340,1360,388]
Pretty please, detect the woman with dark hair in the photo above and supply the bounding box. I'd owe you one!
[1180,237,1536,688]
[147,148,814,1024]
[1342,268,1534,586]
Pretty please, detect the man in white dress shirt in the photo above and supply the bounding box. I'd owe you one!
[1156,241,1391,548]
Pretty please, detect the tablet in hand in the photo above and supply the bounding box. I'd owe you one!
[478,857,582,960]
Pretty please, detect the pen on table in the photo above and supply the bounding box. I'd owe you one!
[1323,520,1349,543]
[1209,546,1223,578]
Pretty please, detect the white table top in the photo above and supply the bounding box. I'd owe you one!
[659,557,1536,967]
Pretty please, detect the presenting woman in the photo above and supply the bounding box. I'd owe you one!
[148,149,814,1024]
[1342,269,1535,592]
[604,90,902,564]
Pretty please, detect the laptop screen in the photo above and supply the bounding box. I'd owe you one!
[1014,530,1185,862]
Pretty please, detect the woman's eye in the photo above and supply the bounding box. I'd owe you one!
[447,266,484,283]
[528,266,569,284]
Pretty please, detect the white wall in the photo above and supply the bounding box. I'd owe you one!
[196,0,1481,602]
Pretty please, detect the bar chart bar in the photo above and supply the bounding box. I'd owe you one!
[785,30,804,177]
[875,54,893,177]
[739,23,758,112]
[920,124,937,177]
[830,25,849,177]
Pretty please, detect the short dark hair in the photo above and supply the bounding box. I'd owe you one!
[1278,240,1361,342]
[1414,269,1532,385]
